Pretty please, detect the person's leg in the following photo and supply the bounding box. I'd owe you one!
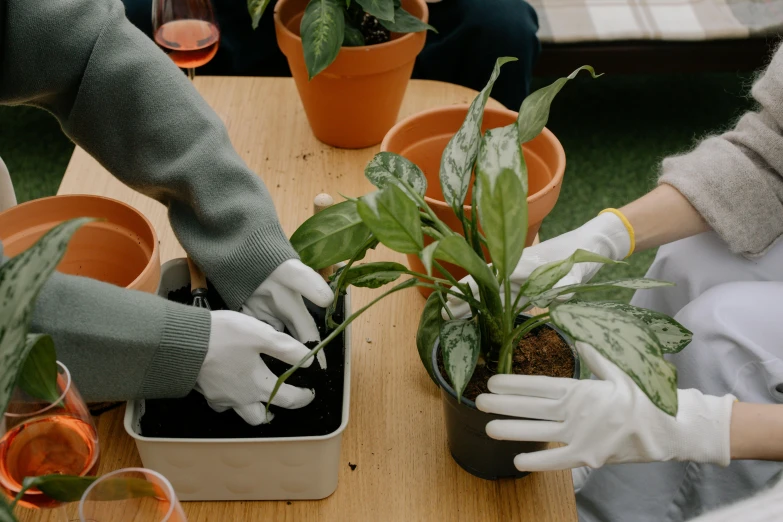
[414,0,541,110]
[577,282,783,522]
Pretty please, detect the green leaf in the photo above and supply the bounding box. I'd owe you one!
[17,334,58,404]
[0,499,15,522]
[476,124,528,280]
[419,241,439,276]
[434,235,498,293]
[416,292,443,384]
[365,152,427,200]
[355,0,395,21]
[379,6,437,33]
[517,65,601,144]
[441,319,481,401]
[583,302,692,354]
[301,0,345,79]
[19,475,157,503]
[0,218,93,418]
[343,20,365,46]
[523,249,621,298]
[550,302,679,416]
[529,278,675,308]
[291,200,371,270]
[247,0,272,29]
[439,57,517,212]
[341,261,407,288]
[357,185,424,254]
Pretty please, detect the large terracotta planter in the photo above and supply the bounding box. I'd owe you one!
[275,0,428,149]
[381,105,566,296]
[0,195,160,294]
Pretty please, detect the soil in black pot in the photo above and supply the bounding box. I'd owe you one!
[438,324,574,403]
[139,283,346,439]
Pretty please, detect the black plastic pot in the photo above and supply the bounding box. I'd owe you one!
[432,314,580,480]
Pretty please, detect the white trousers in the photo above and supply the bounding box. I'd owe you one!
[577,232,783,522]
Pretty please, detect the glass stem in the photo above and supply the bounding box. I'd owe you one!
[187,68,196,81]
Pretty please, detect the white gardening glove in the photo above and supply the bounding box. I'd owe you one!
[195,310,317,426]
[242,259,333,368]
[475,342,736,471]
[444,212,632,319]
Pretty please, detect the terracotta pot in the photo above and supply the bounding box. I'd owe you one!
[274,0,428,149]
[0,195,160,294]
[381,105,566,296]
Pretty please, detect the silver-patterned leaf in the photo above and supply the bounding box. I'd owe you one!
[434,235,498,293]
[517,65,600,144]
[584,302,692,354]
[0,218,93,417]
[355,0,395,21]
[416,292,443,384]
[248,0,273,29]
[357,184,423,254]
[550,302,679,416]
[419,241,439,276]
[17,334,58,403]
[441,319,481,401]
[523,249,621,298]
[301,0,345,79]
[291,200,371,270]
[476,123,528,280]
[365,152,427,200]
[379,6,437,33]
[439,57,517,212]
[529,278,675,308]
[341,261,407,288]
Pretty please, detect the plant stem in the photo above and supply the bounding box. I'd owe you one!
[438,288,455,320]
[398,179,454,238]
[403,270,452,287]
[497,312,551,373]
[415,283,482,309]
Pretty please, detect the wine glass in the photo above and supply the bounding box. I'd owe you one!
[0,362,99,517]
[79,468,187,522]
[152,0,220,81]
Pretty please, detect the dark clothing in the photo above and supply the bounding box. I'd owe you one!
[121,0,540,109]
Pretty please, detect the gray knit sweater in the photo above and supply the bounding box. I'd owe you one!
[0,0,298,400]
[660,45,783,257]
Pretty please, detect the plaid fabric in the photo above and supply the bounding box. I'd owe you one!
[530,0,783,43]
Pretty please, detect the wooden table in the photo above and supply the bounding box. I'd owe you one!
[23,77,577,522]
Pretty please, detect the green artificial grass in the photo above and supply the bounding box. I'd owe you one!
[0,71,756,301]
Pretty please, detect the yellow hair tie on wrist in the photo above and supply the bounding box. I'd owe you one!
[599,208,635,258]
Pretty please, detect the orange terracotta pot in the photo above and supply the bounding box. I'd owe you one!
[274,0,428,149]
[381,105,566,296]
[0,195,160,294]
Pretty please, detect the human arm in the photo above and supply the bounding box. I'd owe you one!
[730,402,783,461]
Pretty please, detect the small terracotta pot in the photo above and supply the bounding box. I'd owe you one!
[0,195,160,294]
[275,0,428,149]
[381,105,566,296]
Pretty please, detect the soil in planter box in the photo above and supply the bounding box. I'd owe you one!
[439,325,574,402]
[139,283,345,439]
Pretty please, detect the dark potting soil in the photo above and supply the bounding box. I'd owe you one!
[138,283,346,439]
[359,13,391,45]
[439,325,575,403]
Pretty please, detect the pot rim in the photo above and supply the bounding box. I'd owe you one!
[0,193,159,292]
[432,313,579,409]
[380,104,566,211]
[274,0,429,55]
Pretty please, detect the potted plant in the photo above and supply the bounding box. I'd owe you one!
[275,57,693,479]
[257,0,435,148]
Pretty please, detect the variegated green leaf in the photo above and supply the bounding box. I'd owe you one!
[584,302,692,354]
[523,249,621,298]
[0,499,14,522]
[379,6,437,33]
[416,292,443,383]
[357,185,423,254]
[248,0,273,29]
[441,319,480,401]
[17,334,58,404]
[529,278,675,308]
[0,218,93,418]
[517,65,601,143]
[301,0,345,79]
[365,152,427,200]
[291,200,371,270]
[439,57,517,211]
[341,262,407,288]
[476,123,528,279]
[355,0,395,21]
[550,302,679,416]
[434,235,498,293]
[420,241,439,276]
[19,475,157,503]
[343,19,365,46]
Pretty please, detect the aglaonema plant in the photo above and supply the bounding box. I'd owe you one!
[268,57,692,419]
[249,0,436,79]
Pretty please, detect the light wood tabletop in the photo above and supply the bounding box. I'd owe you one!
[19,77,577,522]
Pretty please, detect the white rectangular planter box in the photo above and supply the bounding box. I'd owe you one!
[124,258,351,501]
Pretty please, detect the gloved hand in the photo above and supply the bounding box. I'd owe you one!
[242,259,333,367]
[476,342,736,471]
[196,310,317,425]
[444,212,632,319]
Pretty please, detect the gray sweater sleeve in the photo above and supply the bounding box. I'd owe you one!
[0,0,298,309]
[659,45,783,258]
